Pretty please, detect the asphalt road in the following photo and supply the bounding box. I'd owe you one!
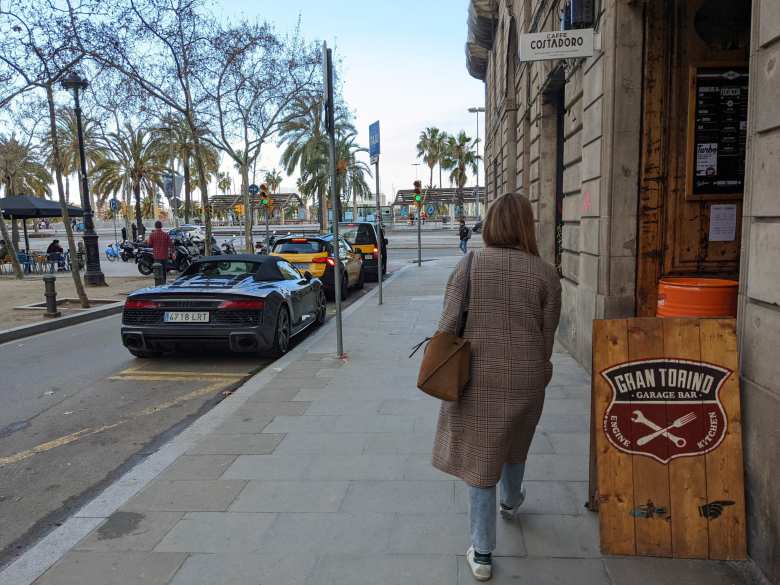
[0,274,394,569]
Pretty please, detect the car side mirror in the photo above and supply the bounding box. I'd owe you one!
[383,238,388,246]
[304,271,313,281]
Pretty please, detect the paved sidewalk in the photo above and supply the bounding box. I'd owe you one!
[4,257,754,584]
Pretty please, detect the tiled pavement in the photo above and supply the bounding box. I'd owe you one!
[10,257,754,584]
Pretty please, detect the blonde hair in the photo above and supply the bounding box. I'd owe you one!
[482,192,539,256]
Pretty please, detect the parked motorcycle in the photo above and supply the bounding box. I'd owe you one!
[119,240,141,262]
[220,239,237,255]
[136,237,198,276]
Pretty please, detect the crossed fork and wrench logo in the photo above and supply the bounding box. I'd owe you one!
[631,410,697,448]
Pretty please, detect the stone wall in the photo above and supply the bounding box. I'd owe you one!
[737,0,780,580]
[481,0,642,367]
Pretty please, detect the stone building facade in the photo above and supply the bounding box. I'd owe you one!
[466,0,778,581]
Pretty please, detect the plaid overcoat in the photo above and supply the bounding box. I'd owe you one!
[432,247,562,487]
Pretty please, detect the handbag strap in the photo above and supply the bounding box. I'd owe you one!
[455,251,474,336]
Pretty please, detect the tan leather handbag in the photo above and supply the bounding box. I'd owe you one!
[410,252,473,401]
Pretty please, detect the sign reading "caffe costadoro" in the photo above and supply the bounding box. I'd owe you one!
[519,29,595,62]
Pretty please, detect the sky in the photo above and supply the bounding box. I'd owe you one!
[216,0,485,203]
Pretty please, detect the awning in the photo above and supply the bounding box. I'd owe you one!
[0,195,84,219]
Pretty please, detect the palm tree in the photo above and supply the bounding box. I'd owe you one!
[44,109,107,207]
[0,134,52,250]
[416,127,448,189]
[442,131,479,217]
[279,95,355,230]
[217,171,232,195]
[153,114,212,223]
[0,134,52,197]
[92,124,167,235]
[264,169,283,194]
[336,132,372,219]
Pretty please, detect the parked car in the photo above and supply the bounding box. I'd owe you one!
[271,234,364,300]
[338,222,388,279]
[121,255,327,358]
[176,224,206,241]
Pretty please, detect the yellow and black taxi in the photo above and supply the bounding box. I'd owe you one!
[271,234,364,300]
[338,222,387,280]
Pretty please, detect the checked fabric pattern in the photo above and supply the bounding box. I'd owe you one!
[432,247,562,488]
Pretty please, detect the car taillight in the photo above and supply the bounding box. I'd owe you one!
[312,257,336,268]
[124,299,159,310]
[372,246,379,258]
[218,299,265,310]
[290,238,308,243]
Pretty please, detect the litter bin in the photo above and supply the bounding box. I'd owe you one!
[656,277,738,318]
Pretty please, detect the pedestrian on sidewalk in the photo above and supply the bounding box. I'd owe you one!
[432,192,562,581]
[458,219,471,254]
[146,221,172,283]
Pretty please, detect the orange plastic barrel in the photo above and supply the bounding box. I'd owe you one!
[656,277,738,318]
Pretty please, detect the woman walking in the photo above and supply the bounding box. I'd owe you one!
[431,192,562,581]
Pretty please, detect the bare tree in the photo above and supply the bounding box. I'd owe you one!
[89,0,217,245]
[202,20,319,252]
[0,0,94,303]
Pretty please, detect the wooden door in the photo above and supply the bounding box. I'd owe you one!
[636,0,750,316]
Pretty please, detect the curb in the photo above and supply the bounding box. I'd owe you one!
[0,262,417,585]
[0,302,124,346]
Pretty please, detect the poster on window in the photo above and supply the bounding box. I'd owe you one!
[688,67,748,198]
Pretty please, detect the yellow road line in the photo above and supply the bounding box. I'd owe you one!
[0,381,237,468]
[116,369,250,378]
[135,381,227,416]
[109,375,242,382]
[0,422,124,467]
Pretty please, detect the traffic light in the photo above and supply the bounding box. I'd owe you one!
[413,180,423,206]
[259,183,270,206]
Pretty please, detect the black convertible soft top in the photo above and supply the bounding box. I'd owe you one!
[190,254,285,281]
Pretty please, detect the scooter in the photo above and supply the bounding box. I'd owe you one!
[105,242,122,262]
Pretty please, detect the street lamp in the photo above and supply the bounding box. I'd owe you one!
[468,106,485,219]
[62,71,106,286]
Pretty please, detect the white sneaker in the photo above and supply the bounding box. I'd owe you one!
[466,545,492,581]
[499,488,526,521]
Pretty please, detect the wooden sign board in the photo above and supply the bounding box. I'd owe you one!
[590,317,746,559]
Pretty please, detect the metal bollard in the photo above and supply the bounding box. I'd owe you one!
[152,262,165,286]
[43,274,61,318]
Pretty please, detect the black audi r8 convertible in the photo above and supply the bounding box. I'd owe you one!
[121,255,327,358]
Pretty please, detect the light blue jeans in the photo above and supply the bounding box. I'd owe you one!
[469,462,526,555]
[459,239,468,254]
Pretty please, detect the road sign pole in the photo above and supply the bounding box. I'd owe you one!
[369,121,382,306]
[247,183,260,253]
[324,43,344,358]
[265,207,270,250]
[417,205,422,267]
[374,159,382,305]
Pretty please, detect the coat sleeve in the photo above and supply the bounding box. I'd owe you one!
[437,255,470,334]
[542,272,562,361]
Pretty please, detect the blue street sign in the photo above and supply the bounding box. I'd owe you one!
[369,121,380,162]
[400,207,409,217]
[427,205,435,215]
[110,198,119,212]
[248,184,260,195]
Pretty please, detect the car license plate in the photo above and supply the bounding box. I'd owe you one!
[363,254,374,260]
[164,311,210,323]
[295,263,310,270]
